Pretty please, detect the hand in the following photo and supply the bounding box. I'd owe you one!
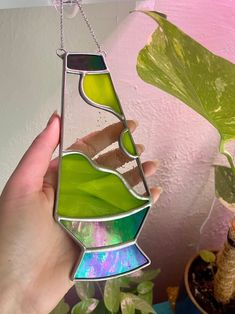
[0,113,161,314]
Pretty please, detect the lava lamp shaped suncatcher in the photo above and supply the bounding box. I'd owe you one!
[55,52,152,281]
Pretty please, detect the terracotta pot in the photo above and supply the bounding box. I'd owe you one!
[185,253,208,313]
[176,253,207,314]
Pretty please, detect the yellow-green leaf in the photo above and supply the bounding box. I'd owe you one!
[199,250,216,263]
[137,281,154,295]
[72,298,99,314]
[121,293,156,314]
[138,291,153,314]
[104,279,120,313]
[75,282,95,300]
[120,293,135,314]
[137,11,235,143]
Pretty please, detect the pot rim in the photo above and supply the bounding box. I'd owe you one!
[184,252,210,314]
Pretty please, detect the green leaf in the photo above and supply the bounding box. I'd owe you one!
[137,11,235,144]
[199,250,216,263]
[50,299,70,314]
[121,293,156,314]
[92,301,110,314]
[127,269,160,283]
[58,153,149,218]
[137,281,154,295]
[139,291,153,306]
[215,165,235,211]
[138,291,153,314]
[75,282,95,300]
[71,298,99,314]
[104,279,120,313]
[116,276,131,289]
[120,293,135,314]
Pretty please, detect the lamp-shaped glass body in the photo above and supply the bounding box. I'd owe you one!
[54,53,152,281]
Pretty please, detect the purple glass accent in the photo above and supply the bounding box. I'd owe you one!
[67,54,107,72]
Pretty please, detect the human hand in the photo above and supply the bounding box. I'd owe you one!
[0,112,161,314]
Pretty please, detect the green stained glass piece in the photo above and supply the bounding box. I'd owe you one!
[121,130,137,157]
[57,153,148,218]
[82,73,122,115]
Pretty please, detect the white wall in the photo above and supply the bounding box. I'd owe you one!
[0,0,234,301]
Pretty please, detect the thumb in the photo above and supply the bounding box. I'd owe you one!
[5,112,60,196]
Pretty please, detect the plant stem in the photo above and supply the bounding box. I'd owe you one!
[219,139,235,175]
[96,282,104,298]
[214,218,235,303]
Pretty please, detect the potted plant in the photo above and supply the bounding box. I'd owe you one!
[50,268,160,314]
[136,10,235,314]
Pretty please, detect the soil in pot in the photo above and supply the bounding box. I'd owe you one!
[188,255,235,314]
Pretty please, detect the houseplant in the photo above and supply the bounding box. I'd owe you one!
[136,10,235,313]
[50,268,160,314]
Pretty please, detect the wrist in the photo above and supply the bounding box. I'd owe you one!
[0,280,36,314]
[0,280,21,313]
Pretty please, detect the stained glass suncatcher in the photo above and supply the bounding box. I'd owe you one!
[55,52,152,281]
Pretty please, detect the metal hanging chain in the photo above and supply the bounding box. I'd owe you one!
[75,0,102,53]
[58,0,102,54]
[59,0,65,51]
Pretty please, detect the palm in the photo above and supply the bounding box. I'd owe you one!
[0,186,76,313]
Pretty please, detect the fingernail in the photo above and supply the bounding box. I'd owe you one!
[47,111,58,127]
[150,186,163,203]
[128,120,139,132]
[156,186,163,194]
[133,119,139,127]
[153,159,160,168]
[136,144,145,154]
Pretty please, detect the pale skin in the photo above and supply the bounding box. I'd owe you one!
[0,112,161,314]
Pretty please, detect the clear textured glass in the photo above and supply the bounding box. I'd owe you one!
[60,207,149,248]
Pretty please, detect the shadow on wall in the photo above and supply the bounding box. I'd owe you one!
[0,0,137,189]
[101,0,235,302]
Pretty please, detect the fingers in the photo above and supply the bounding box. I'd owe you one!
[68,120,138,157]
[42,118,162,206]
[45,120,138,189]
[94,144,145,169]
[123,160,159,186]
[47,120,137,176]
[150,187,163,203]
[3,113,60,196]
[122,160,162,204]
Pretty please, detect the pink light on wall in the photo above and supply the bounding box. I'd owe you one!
[102,0,235,301]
